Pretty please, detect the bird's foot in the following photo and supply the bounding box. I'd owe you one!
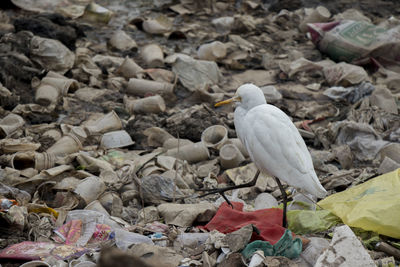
[196,187,234,208]
[196,170,260,208]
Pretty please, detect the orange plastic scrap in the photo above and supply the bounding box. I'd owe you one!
[0,199,18,212]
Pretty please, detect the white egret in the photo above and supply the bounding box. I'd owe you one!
[213,83,327,227]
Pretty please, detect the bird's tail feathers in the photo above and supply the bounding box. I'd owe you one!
[305,173,327,199]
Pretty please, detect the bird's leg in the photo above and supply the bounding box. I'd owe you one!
[220,192,234,208]
[197,170,261,206]
[274,177,288,228]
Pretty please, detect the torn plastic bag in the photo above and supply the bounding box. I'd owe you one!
[30,36,75,74]
[170,54,222,92]
[323,82,375,103]
[242,230,302,260]
[0,241,88,261]
[203,202,286,245]
[287,209,341,235]
[318,168,400,238]
[309,20,400,70]
[332,121,388,161]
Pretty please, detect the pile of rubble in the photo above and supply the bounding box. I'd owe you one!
[0,0,400,266]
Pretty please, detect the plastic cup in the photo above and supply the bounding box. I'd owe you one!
[219,144,245,169]
[141,44,164,67]
[115,57,143,79]
[41,77,79,96]
[0,113,25,138]
[201,125,228,149]
[127,78,174,97]
[98,192,123,216]
[125,95,166,114]
[84,200,109,215]
[227,138,249,157]
[197,41,227,61]
[84,110,123,136]
[163,138,193,149]
[74,176,106,205]
[299,6,331,32]
[35,84,60,106]
[143,127,175,147]
[35,152,56,170]
[46,134,82,157]
[166,142,210,163]
[11,152,56,171]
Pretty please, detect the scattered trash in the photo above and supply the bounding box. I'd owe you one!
[323,62,370,86]
[287,209,340,234]
[299,6,331,32]
[170,54,222,92]
[0,1,399,265]
[323,82,375,103]
[241,229,302,260]
[314,225,376,267]
[197,41,227,61]
[204,202,286,244]
[158,202,216,227]
[108,30,137,52]
[254,193,278,210]
[30,35,75,74]
[127,243,183,267]
[0,241,88,260]
[319,169,400,238]
[309,20,400,69]
[300,237,330,266]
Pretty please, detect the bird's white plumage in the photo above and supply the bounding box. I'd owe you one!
[233,84,327,198]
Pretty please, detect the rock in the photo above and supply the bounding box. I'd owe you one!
[98,247,154,267]
[332,145,353,169]
[263,256,299,267]
[378,156,400,174]
[300,237,330,266]
[223,224,253,252]
[137,206,160,224]
[315,225,376,267]
[260,85,282,102]
[218,252,244,267]
[254,193,278,210]
[212,17,235,33]
[370,85,398,114]
[157,203,216,227]
[128,243,184,267]
[377,143,400,164]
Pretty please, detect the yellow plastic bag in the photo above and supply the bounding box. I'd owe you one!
[318,168,400,238]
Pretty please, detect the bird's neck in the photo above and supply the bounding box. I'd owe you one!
[234,105,247,119]
[234,106,248,143]
[240,98,266,111]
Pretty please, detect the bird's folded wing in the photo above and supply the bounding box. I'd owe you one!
[244,105,313,177]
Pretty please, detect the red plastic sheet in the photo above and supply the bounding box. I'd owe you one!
[204,202,286,245]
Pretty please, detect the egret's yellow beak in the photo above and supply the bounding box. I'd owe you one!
[215,96,240,107]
